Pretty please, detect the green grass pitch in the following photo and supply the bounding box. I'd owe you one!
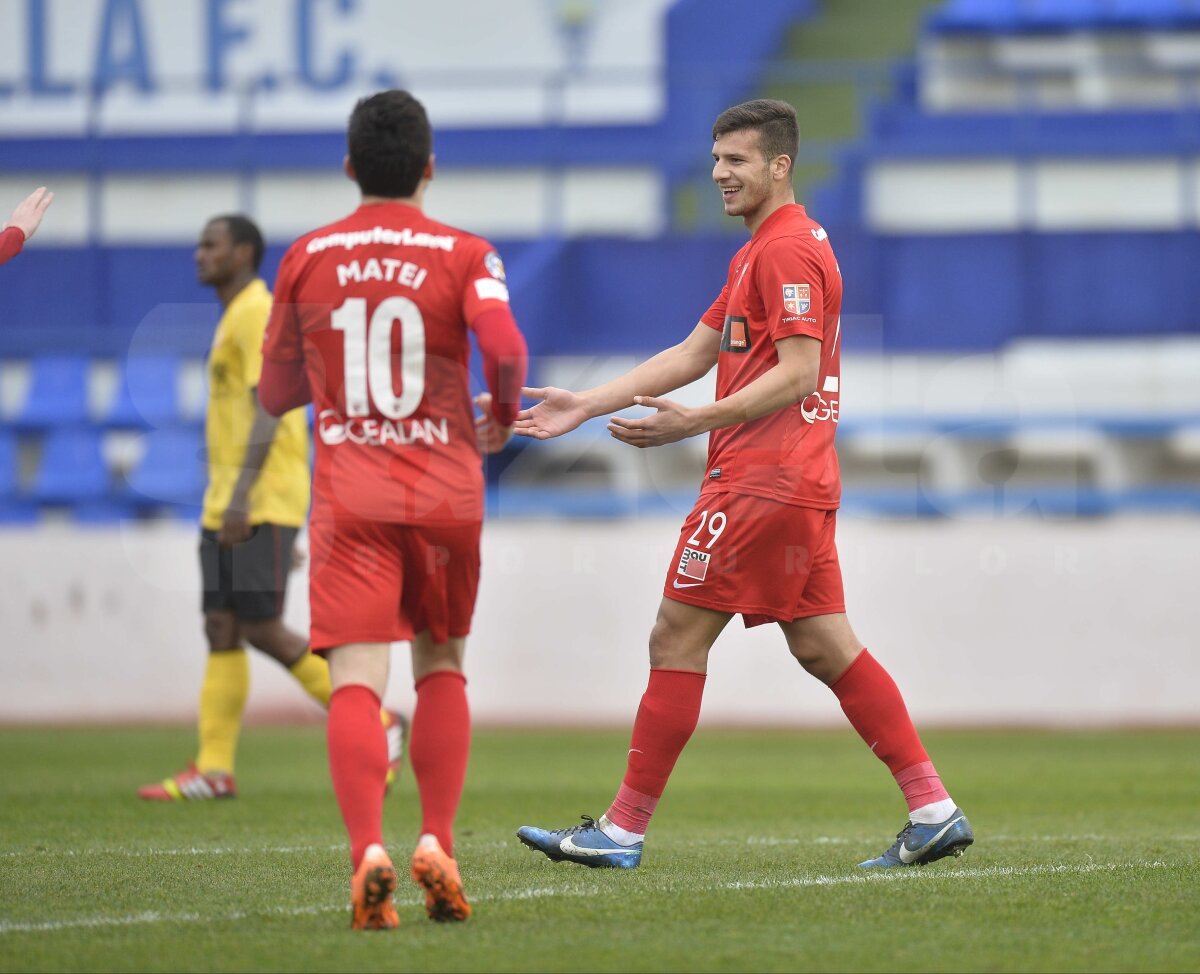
[1,726,1197,973]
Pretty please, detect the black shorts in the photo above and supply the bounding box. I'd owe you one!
[199,524,298,621]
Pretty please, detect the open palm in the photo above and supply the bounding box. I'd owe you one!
[512,386,590,440]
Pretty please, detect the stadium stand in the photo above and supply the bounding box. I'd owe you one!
[1,0,1197,520]
[123,426,206,513]
[12,355,91,430]
[106,355,184,430]
[30,429,110,505]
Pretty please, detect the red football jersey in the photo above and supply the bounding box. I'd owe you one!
[699,204,843,510]
[263,202,513,524]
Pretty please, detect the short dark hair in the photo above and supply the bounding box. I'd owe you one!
[209,214,265,271]
[712,99,799,167]
[347,90,433,198]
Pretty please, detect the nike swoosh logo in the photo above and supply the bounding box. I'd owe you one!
[898,817,963,864]
[673,579,703,588]
[560,836,635,858]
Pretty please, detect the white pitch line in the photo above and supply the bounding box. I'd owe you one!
[0,860,1170,935]
[2,844,345,859]
[747,834,1199,846]
[722,860,1168,890]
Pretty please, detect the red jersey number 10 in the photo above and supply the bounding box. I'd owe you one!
[331,296,426,419]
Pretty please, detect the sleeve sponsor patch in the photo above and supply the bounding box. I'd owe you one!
[782,284,810,315]
[484,250,506,281]
[474,277,510,302]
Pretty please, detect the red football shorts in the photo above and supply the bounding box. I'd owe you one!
[307,515,482,650]
[663,491,845,627]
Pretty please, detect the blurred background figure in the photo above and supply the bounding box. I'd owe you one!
[1,186,53,266]
[0,0,1196,731]
[136,214,404,801]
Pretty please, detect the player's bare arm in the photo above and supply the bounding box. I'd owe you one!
[4,186,54,241]
[219,389,282,545]
[514,322,720,440]
[607,334,820,449]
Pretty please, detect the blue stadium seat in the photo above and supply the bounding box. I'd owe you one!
[14,355,91,429]
[1023,0,1103,31]
[125,427,206,507]
[1105,0,1196,29]
[68,498,140,523]
[107,355,182,428]
[928,0,1200,32]
[928,0,1019,32]
[0,499,38,524]
[30,429,111,503]
[0,430,17,498]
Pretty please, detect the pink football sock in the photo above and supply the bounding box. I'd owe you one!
[605,668,706,836]
[830,650,949,813]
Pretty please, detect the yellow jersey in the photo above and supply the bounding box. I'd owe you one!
[201,278,310,531]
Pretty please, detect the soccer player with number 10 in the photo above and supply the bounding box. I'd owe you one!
[259,90,527,929]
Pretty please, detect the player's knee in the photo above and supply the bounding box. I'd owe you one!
[647,617,702,669]
[241,618,285,653]
[204,613,239,651]
[788,639,826,673]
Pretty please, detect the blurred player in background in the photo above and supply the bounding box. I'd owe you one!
[259,90,528,929]
[138,214,404,802]
[1,187,54,266]
[514,99,973,871]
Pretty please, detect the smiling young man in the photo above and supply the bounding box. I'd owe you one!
[514,99,973,871]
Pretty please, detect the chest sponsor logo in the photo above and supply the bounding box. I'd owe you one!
[676,547,710,582]
[317,409,450,447]
[799,389,839,425]
[783,284,810,315]
[720,315,751,353]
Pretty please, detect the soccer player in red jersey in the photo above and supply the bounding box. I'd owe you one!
[258,90,528,928]
[514,99,973,870]
[1,187,54,266]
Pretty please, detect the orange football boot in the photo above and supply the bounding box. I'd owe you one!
[410,833,471,922]
[351,843,400,930]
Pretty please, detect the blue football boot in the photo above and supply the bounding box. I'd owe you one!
[516,815,643,869]
[859,807,974,868]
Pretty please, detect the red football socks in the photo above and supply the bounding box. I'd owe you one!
[605,668,707,836]
[327,684,389,869]
[830,649,950,812]
[409,670,470,858]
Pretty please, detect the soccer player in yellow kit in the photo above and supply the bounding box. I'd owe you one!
[138,214,403,800]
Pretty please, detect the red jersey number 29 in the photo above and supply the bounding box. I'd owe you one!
[687,510,726,549]
[331,296,426,419]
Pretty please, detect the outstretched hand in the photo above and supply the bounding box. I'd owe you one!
[607,396,703,449]
[5,187,53,241]
[512,386,590,440]
[474,392,514,454]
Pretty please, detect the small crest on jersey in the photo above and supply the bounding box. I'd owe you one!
[708,467,722,479]
[484,250,506,281]
[783,284,810,315]
[811,226,828,242]
[677,547,710,581]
